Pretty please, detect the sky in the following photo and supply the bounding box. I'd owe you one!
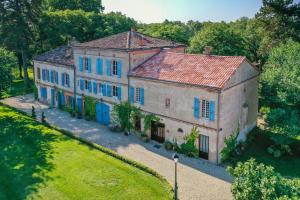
[102,0,264,23]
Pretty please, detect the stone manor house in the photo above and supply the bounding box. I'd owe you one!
[33,30,259,163]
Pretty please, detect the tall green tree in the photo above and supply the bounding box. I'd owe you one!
[228,159,300,200]
[256,0,300,56]
[46,0,104,13]
[0,0,42,85]
[189,23,246,56]
[0,48,18,97]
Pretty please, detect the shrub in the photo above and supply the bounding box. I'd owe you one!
[267,144,292,158]
[84,96,96,120]
[33,85,38,100]
[164,141,173,151]
[228,159,300,200]
[220,126,239,162]
[179,127,199,157]
[31,106,36,119]
[41,112,46,123]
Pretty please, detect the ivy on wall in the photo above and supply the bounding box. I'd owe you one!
[179,126,199,157]
[143,114,160,134]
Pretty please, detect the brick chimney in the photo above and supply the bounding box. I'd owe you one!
[203,46,212,55]
[131,27,136,32]
[138,35,145,46]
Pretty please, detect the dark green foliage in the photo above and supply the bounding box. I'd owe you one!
[83,96,96,121]
[46,0,104,13]
[261,40,300,108]
[230,127,300,178]
[0,0,42,84]
[189,23,246,56]
[164,141,174,151]
[228,159,300,200]
[0,48,17,98]
[112,102,136,132]
[31,106,36,119]
[221,126,239,162]
[41,112,46,123]
[38,10,137,52]
[179,127,199,157]
[143,114,160,134]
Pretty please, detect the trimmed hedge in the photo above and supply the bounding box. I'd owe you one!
[0,102,173,194]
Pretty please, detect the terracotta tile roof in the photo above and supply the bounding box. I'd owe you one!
[75,31,185,50]
[33,46,73,66]
[130,51,248,89]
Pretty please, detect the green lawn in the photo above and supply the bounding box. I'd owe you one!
[1,68,34,99]
[0,105,173,200]
[232,128,300,179]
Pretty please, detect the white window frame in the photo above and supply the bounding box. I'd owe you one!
[135,87,141,103]
[201,99,210,119]
[112,60,118,76]
[112,85,118,97]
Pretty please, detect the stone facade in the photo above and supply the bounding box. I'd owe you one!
[33,31,258,164]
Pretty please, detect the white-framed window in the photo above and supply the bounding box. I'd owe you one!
[112,60,118,76]
[112,85,118,97]
[85,80,88,90]
[84,57,88,70]
[37,67,41,79]
[201,100,210,119]
[98,83,102,94]
[135,87,140,102]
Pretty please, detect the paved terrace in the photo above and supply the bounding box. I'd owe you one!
[1,94,233,200]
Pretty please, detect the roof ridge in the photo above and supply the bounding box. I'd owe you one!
[165,51,246,58]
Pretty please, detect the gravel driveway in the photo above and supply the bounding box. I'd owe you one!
[1,94,233,200]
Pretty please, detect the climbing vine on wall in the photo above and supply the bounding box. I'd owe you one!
[179,126,199,157]
[84,96,97,120]
[143,114,160,134]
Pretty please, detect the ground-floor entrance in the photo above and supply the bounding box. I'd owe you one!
[151,121,165,143]
[96,102,110,125]
[199,134,209,160]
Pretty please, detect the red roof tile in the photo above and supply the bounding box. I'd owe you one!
[130,51,247,89]
[75,31,185,50]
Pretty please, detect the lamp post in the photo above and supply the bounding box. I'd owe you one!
[173,153,179,200]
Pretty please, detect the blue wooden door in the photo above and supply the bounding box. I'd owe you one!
[40,87,47,100]
[51,89,55,107]
[96,103,110,125]
[77,97,82,113]
[57,92,61,107]
[103,103,110,125]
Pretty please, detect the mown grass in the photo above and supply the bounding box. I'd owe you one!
[1,68,34,99]
[0,105,173,200]
[232,128,300,179]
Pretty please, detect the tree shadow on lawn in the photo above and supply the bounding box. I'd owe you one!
[0,114,56,200]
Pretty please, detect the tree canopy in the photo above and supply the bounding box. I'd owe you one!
[46,0,104,13]
[228,159,300,200]
[0,48,17,97]
[188,23,246,56]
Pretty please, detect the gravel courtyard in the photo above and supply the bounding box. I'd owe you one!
[1,94,233,200]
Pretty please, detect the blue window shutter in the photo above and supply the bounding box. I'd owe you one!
[102,83,107,96]
[67,74,70,87]
[61,93,65,105]
[50,71,53,83]
[93,82,97,94]
[117,86,122,100]
[117,60,121,78]
[79,56,83,71]
[140,88,144,105]
[46,70,50,82]
[42,69,45,80]
[88,81,92,93]
[106,59,111,76]
[97,58,103,75]
[194,98,200,119]
[130,86,134,103]
[80,79,84,91]
[61,73,65,86]
[209,101,215,121]
[88,57,92,73]
[107,84,112,97]
[55,71,59,84]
